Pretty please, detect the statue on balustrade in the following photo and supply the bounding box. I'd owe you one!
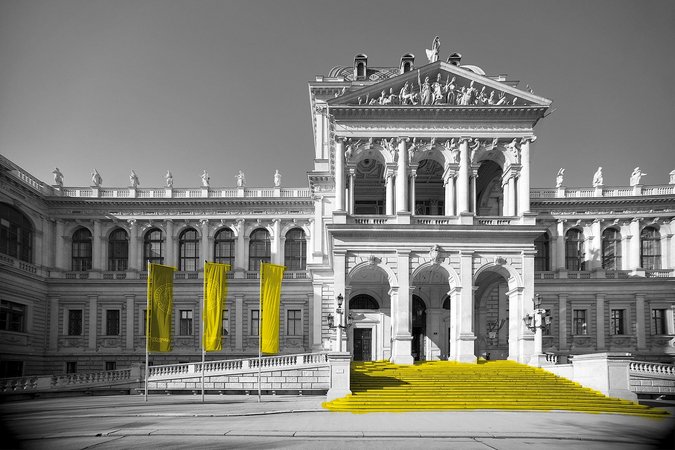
[630,167,646,186]
[274,169,281,187]
[556,168,565,188]
[91,169,102,187]
[426,36,440,63]
[52,168,63,187]
[236,170,246,187]
[165,170,173,188]
[201,169,210,187]
[592,167,603,187]
[129,170,139,188]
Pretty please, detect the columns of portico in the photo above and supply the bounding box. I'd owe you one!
[457,138,471,214]
[591,219,602,270]
[409,167,417,213]
[556,220,566,271]
[165,220,175,267]
[272,219,281,265]
[128,219,139,271]
[200,219,210,268]
[335,138,346,212]
[391,249,413,364]
[396,137,409,213]
[518,137,535,215]
[629,219,641,270]
[93,220,103,271]
[443,167,456,216]
[385,171,395,215]
[450,251,476,363]
[502,175,509,216]
[236,220,245,274]
[347,168,355,215]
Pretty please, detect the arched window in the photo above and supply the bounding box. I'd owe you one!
[601,228,622,270]
[214,228,235,266]
[144,228,164,265]
[0,203,33,263]
[442,295,451,310]
[179,228,199,271]
[248,228,270,271]
[534,232,551,271]
[640,227,661,270]
[349,294,379,310]
[284,228,306,270]
[108,228,128,271]
[72,228,92,271]
[565,228,585,271]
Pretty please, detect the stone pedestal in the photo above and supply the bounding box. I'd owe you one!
[326,352,352,401]
[571,352,636,401]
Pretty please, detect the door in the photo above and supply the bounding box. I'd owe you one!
[353,328,372,361]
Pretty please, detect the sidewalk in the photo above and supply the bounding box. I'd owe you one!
[2,394,674,449]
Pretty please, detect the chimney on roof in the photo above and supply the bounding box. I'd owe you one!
[399,54,415,74]
[354,54,368,81]
[447,52,462,66]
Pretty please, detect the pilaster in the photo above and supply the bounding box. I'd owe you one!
[235,294,244,351]
[128,219,139,271]
[391,249,413,364]
[518,137,534,215]
[457,137,470,214]
[93,220,103,271]
[454,251,476,363]
[311,284,323,351]
[635,294,646,350]
[596,293,605,350]
[335,138,345,212]
[396,137,409,213]
[88,295,98,350]
[165,220,175,267]
[49,296,59,351]
[558,294,568,350]
[125,295,135,350]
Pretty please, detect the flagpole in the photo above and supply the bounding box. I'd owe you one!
[145,260,150,403]
[258,260,262,403]
[201,260,206,403]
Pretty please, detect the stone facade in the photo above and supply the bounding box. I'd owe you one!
[1,52,674,377]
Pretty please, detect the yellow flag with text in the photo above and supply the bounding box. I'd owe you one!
[203,262,230,352]
[260,262,286,354]
[147,263,176,352]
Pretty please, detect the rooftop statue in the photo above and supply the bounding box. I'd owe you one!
[201,169,210,187]
[165,170,173,188]
[129,170,139,188]
[236,170,245,187]
[274,169,281,187]
[91,169,102,187]
[630,167,646,186]
[426,36,440,63]
[592,167,603,187]
[52,167,63,187]
[556,168,565,188]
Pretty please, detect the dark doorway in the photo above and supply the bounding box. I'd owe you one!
[412,295,427,361]
[353,328,372,361]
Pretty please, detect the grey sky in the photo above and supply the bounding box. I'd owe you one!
[0,0,673,189]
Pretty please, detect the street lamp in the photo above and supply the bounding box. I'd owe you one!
[327,294,353,352]
[523,294,552,366]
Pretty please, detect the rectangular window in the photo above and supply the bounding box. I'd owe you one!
[0,300,26,332]
[651,309,667,335]
[66,361,77,374]
[222,309,229,336]
[573,309,587,335]
[179,310,193,336]
[105,310,120,336]
[105,361,116,371]
[287,309,302,336]
[67,309,83,336]
[250,309,260,336]
[610,309,625,335]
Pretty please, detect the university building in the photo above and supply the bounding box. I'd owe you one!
[1,51,674,377]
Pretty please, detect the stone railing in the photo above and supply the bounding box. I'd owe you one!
[0,253,48,277]
[630,361,675,378]
[531,184,675,199]
[0,367,139,395]
[475,216,516,226]
[148,352,329,381]
[57,186,311,199]
[351,215,393,225]
[629,360,675,396]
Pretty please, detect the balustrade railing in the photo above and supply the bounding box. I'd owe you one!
[0,368,135,394]
[630,361,675,378]
[53,186,311,199]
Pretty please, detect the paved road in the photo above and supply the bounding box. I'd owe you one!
[1,395,674,449]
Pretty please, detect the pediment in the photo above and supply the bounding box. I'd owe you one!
[327,61,551,108]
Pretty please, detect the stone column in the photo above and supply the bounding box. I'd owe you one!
[629,219,641,269]
[396,137,409,213]
[556,220,566,271]
[457,138,470,214]
[347,168,355,215]
[200,219,210,267]
[272,219,281,265]
[49,296,59,351]
[55,220,66,271]
[665,234,673,272]
[333,251,347,352]
[311,283,323,351]
[385,173,394,215]
[518,137,534,215]
[596,293,605,350]
[591,219,602,270]
[507,175,516,216]
[236,220,246,274]
[235,294,244,351]
[335,138,346,212]
[313,198,323,257]
[127,219,138,271]
[498,283,508,346]
[165,220,174,267]
[558,294,568,351]
[454,251,476,362]
[391,249,413,364]
[521,250,537,364]
[125,295,135,350]
[443,171,455,216]
[409,169,417,214]
[501,176,510,216]
[470,167,478,213]
[93,220,103,271]
[88,295,97,350]
[635,294,646,350]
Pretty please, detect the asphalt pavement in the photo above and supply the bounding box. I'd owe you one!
[1,394,674,449]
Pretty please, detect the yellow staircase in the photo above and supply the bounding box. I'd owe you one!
[323,360,668,416]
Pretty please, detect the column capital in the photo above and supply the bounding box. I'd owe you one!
[127,218,137,227]
[396,136,409,144]
[458,136,473,144]
[521,135,537,144]
[335,136,347,144]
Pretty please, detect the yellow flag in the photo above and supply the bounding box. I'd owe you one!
[147,263,176,352]
[203,262,230,352]
[260,262,286,354]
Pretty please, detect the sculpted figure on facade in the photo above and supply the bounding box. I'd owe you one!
[420,75,432,105]
[91,169,102,187]
[592,167,603,187]
[432,73,444,104]
[129,170,139,188]
[445,76,457,105]
[201,170,210,187]
[556,168,565,188]
[470,139,481,163]
[236,170,245,187]
[52,168,63,187]
[399,82,417,105]
[274,169,281,187]
[630,167,646,186]
[165,170,173,188]
[426,36,440,63]
[506,138,520,164]
[429,244,443,264]
[387,88,398,105]
[670,169,675,185]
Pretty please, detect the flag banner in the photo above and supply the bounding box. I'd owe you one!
[260,262,286,354]
[203,262,231,352]
[147,263,176,352]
